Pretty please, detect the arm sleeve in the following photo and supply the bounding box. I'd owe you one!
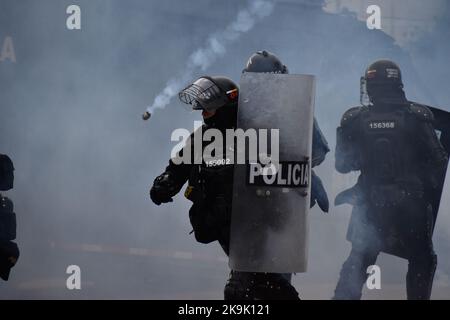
[311,118,330,167]
[335,123,360,174]
[163,150,192,192]
[335,107,363,173]
[153,130,200,196]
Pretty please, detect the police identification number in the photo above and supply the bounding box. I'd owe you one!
[369,121,395,129]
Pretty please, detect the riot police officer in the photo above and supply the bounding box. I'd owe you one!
[224,50,330,299]
[242,50,330,211]
[150,75,300,299]
[333,60,448,300]
[0,154,19,281]
[150,76,238,248]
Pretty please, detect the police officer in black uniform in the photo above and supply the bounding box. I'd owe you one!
[333,59,448,300]
[150,75,300,299]
[0,154,19,281]
[150,76,239,249]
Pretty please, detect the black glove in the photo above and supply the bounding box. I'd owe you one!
[150,186,173,205]
[310,170,329,213]
[149,172,177,205]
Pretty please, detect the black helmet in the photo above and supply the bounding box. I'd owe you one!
[363,59,406,104]
[178,76,238,112]
[364,59,403,89]
[242,50,288,74]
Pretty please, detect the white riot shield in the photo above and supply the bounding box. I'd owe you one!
[229,72,315,273]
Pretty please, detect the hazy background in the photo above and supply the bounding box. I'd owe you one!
[0,0,449,299]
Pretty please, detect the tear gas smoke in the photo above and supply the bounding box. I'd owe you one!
[142,0,275,120]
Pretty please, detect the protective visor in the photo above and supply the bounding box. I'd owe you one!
[178,77,227,112]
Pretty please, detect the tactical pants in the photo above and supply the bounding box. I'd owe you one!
[334,199,437,300]
[218,238,298,300]
[0,195,19,281]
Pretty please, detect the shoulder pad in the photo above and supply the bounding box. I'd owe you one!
[409,103,435,122]
[340,106,364,127]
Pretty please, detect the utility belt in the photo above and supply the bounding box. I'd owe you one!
[187,191,231,244]
[184,163,233,202]
[184,166,232,244]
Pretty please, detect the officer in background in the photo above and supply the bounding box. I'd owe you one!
[241,50,330,212]
[0,154,19,281]
[221,50,331,299]
[333,60,448,300]
[149,75,300,299]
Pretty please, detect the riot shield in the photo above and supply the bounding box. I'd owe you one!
[229,72,315,273]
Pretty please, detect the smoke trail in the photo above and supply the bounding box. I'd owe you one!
[144,0,275,115]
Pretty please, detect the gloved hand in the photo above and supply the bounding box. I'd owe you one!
[149,172,177,205]
[310,170,329,213]
[150,185,174,205]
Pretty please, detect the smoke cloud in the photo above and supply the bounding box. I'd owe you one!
[145,0,274,114]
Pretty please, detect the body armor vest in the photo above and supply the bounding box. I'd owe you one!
[357,104,425,205]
